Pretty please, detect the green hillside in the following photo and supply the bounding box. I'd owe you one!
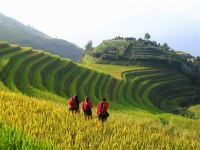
[83,37,200,94]
[0,41,199,114]
[0,41,200,149]
[83,38,166,64]
[0,13,83,61]
[83,37,195,67]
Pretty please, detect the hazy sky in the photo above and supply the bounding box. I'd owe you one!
[0,0,200,55]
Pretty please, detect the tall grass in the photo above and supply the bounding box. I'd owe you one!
[0,91,200,149]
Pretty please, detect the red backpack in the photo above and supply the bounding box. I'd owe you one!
[68,97,75,109]
[97,101,108,115]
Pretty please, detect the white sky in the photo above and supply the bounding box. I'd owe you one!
[0,0,200,55]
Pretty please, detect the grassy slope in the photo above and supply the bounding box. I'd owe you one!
[188,105,200,119]
[83,55,199,111]
[0,91,200,149]
[94,40,129,53]
[82,54,149,80]
[89,39,165,61]
[0,42,200,149]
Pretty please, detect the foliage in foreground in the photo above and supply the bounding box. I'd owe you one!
[0,91,200,149]
[0,122,53,150]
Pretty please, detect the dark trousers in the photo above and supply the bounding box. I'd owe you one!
[98,112,109,123]
[84,109,92,119]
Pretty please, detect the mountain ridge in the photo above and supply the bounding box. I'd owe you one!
[0,13,83,61]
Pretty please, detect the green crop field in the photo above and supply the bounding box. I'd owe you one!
[0,41,200,149]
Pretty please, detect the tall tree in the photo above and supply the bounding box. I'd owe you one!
[85,40,93,52]
[162,43,170,53]
[144,33,151,40]
[197,56,200,61]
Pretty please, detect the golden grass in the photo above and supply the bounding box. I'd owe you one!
[0,91,200,149]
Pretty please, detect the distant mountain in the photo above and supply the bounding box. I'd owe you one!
[0,13,83,61]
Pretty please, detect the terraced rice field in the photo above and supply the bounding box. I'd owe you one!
[0,42,198,112]
[125,42,164,58]
[0,41,200,149]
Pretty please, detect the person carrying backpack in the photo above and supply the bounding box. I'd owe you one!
[82,96,93,119]
[74,95,80,113]
[68,95,80,113]
[97,97,109,123]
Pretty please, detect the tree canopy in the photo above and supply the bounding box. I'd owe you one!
[144,33,151,40]
[85,40,93,52]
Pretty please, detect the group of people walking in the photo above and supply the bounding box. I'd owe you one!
[68,95,109,123]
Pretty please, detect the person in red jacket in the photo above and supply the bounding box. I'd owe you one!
[97,97,109,123]
[82,96,93,119]
[68,95,80,113]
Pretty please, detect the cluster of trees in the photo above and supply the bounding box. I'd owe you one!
[112,33,151,41]
[112,36,136,41]
[111,34,170,52]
